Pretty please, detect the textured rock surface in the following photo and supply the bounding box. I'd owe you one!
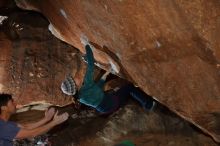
[15,0,220,143]
[0,10,79,106]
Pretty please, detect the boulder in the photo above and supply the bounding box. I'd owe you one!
[14,0,220,142]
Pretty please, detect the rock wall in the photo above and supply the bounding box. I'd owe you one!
[0,10,79,106]
[15,0,220,143]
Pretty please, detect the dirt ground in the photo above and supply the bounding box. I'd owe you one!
[11,101,218,146]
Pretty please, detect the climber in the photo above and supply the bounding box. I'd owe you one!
[0,93,69,146]
[61,36,156,114]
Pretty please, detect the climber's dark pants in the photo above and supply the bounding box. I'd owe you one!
[114,84,154,107]
[97,84,154,114]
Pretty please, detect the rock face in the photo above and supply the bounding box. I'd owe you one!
[14,0,220,143]
[0,10,79,106]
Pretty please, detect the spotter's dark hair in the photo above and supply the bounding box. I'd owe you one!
[0,94,12,114]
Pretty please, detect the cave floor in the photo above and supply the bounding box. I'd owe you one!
[11,101,218,146]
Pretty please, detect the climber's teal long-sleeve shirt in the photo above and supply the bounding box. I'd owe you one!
[78,45,105,108]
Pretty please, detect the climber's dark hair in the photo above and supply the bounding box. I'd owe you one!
[0,93,12,114]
